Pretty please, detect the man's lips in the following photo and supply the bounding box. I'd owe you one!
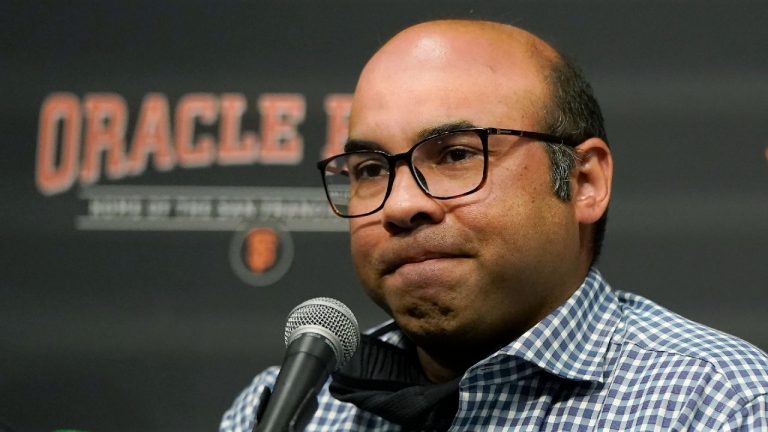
[381,252,468,276]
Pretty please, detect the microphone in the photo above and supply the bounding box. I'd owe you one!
[254,297,360,432]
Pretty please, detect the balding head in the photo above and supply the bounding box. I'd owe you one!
[365,19,558,69]
[350,20,561,136]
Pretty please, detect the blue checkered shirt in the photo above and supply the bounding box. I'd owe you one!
[221,269,768,431]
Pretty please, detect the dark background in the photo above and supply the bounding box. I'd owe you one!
[1,1,766,431]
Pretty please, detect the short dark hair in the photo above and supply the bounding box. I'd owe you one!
[541,55,609,265]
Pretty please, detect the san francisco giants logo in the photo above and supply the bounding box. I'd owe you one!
[230,223,294,287]
[243,227,279,274]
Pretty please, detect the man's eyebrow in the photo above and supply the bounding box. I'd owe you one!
[344,139,383,153]
[343,120,478,153]
[416,120,477,141]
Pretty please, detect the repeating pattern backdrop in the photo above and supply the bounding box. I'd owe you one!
[1,1,766,431]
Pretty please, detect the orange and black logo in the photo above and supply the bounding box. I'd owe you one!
[243,227,279,274]
[230,223,294,286]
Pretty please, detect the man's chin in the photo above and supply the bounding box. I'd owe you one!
[395,311,467,348]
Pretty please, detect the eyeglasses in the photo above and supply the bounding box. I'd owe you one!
[317,127,576,218]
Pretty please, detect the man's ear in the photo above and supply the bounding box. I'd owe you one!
[572,137,612,224]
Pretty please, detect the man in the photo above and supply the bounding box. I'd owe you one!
[222,20,768,431]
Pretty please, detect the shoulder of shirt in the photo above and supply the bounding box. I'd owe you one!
[614,289,768,400]
[219,366,281,432]
[250,365,281,385]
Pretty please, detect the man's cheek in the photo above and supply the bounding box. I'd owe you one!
[350,242,376,286]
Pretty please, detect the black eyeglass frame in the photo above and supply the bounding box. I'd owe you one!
[316,127,578,218]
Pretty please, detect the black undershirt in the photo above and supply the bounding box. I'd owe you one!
[329,323,460,431]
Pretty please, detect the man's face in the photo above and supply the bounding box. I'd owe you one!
[348,25,583,354]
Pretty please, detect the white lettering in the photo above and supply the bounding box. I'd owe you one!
[88,198,142,218]
[174,198,213,218]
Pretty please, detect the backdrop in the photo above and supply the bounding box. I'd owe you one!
[2,1,767,431]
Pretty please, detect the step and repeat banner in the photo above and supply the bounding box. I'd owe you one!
[2,2,767,431]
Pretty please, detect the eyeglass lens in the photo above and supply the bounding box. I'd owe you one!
[322,130,486,217]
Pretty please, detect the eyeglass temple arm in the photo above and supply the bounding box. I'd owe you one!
[487,128,577,147]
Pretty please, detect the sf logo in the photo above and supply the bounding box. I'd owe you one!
[243,228,279,274]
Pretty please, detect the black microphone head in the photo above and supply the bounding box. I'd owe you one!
[284,297,360,370]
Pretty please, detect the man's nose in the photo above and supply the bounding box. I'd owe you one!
[380,163,445,234]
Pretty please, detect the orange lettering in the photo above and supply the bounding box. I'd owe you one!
[128,93,175,174]
[36,93,81,195]
[219,93,259,165]
[258,94,305,164]
[81,93,129,184]
[175,93,217,167]
[322,94,352,160]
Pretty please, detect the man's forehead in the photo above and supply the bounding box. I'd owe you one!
[349,20,554,143]
[344,120,477,152]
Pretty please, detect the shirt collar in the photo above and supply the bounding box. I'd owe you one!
[499,268,620,384]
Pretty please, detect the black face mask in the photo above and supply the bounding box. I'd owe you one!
[329,324,460,432]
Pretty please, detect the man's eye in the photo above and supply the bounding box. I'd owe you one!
[352,161,389,180]
[439,147,482,164]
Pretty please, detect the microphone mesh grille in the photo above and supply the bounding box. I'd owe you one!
[284,297,360,367]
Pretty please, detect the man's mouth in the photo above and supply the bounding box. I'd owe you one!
[382,252,467,276]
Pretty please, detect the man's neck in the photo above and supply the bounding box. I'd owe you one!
[416,346,470,383]
[414,338,513,384]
